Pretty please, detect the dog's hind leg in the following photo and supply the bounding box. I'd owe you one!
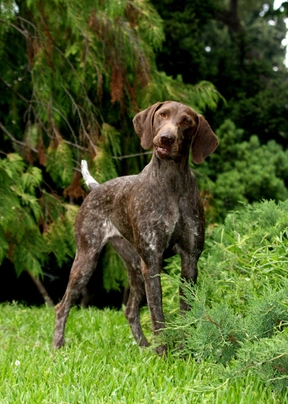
[109,236,149,347]
[52,246,102,348]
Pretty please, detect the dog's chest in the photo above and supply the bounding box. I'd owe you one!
[120,186,183,248]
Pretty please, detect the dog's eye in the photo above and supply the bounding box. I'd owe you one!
[159,112,168,119]
[182,118,192,126]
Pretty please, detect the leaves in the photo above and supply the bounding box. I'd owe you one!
[0,0,221,296]
[46,139,74,187]
[0,154,77,277]
[102,244,128,292]
[44,207,77,267]
[195,119,288,220]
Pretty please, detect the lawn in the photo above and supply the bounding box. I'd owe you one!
[1,201,288,403]
[0,304,287,404]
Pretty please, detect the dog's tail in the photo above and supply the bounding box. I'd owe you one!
[81,160,99,191]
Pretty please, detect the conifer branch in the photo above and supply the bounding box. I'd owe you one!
[61,85,97,154]
[0,77,80,145]
[112,151,152,160]
[63,140,89,152]
[6,15,100,146]
[0,122,38,153]
[0,18,28,37]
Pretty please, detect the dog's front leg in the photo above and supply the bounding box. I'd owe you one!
[178,217,204,312]
[141,257,166,355]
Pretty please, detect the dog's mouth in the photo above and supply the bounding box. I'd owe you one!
[155,146,171,159]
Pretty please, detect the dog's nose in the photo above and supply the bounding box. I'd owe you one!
[160,132,176,146]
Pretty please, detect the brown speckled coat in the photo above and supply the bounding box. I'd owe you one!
[52,101,218,355]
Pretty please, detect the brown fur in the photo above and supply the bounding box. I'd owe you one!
[52,101,218,355]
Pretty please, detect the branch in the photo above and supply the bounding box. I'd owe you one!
[63,139,89,152]
[0,18,28,37]
[0,122,38,153]
[112,151,152,160]
[61,85,97,155]
[2,16,100,144]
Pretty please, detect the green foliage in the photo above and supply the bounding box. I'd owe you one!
[0,0,220,157]
[46,140,74,188]
[102,244,128,292]
[139,73,222,113]
[208,200,288,285]
[88,123,122,183]
[161,200,288,390]
[0,0,221,295]
[152,0,288,145]
[43,204,77,267]
[196,120,288,220]
[197,200,288,309]
[236,335,288,392]
[1,304,287,403]
[0,153,77,277]
[244,288,288,340]
[0,154,45,275]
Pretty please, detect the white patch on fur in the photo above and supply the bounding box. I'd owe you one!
[142,230,157,251]
[81,160,98,190]
[103,220,121,240]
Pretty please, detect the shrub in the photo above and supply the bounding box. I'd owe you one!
[161,200,288,390]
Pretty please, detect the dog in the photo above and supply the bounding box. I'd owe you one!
[52,101,218,354]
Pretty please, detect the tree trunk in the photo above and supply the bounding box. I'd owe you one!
[218,0,242,33]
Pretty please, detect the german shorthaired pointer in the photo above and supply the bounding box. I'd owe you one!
[52,101,218,354]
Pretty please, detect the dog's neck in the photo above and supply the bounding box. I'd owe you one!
[151,148,190,170]
[142,150,193,192]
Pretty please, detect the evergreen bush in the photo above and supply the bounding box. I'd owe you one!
[161,200,288,390]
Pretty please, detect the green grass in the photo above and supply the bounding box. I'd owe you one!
[1,201,288,403]
[0,304,287,404]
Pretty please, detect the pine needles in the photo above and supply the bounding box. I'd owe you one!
[160,200,288,391]
[0,153,77,279]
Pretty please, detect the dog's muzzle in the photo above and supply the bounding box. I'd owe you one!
[154,126,178,160]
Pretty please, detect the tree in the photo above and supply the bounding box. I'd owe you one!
[0,0,220,303]
[152,0,288,144]
[152,0,288,220]
[196,119,288,220]
[0,153,76,305]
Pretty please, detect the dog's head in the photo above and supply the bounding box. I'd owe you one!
[133,101,218,164]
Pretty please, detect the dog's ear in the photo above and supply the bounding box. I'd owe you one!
[133,102,165,149]
[192,115,218,164]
